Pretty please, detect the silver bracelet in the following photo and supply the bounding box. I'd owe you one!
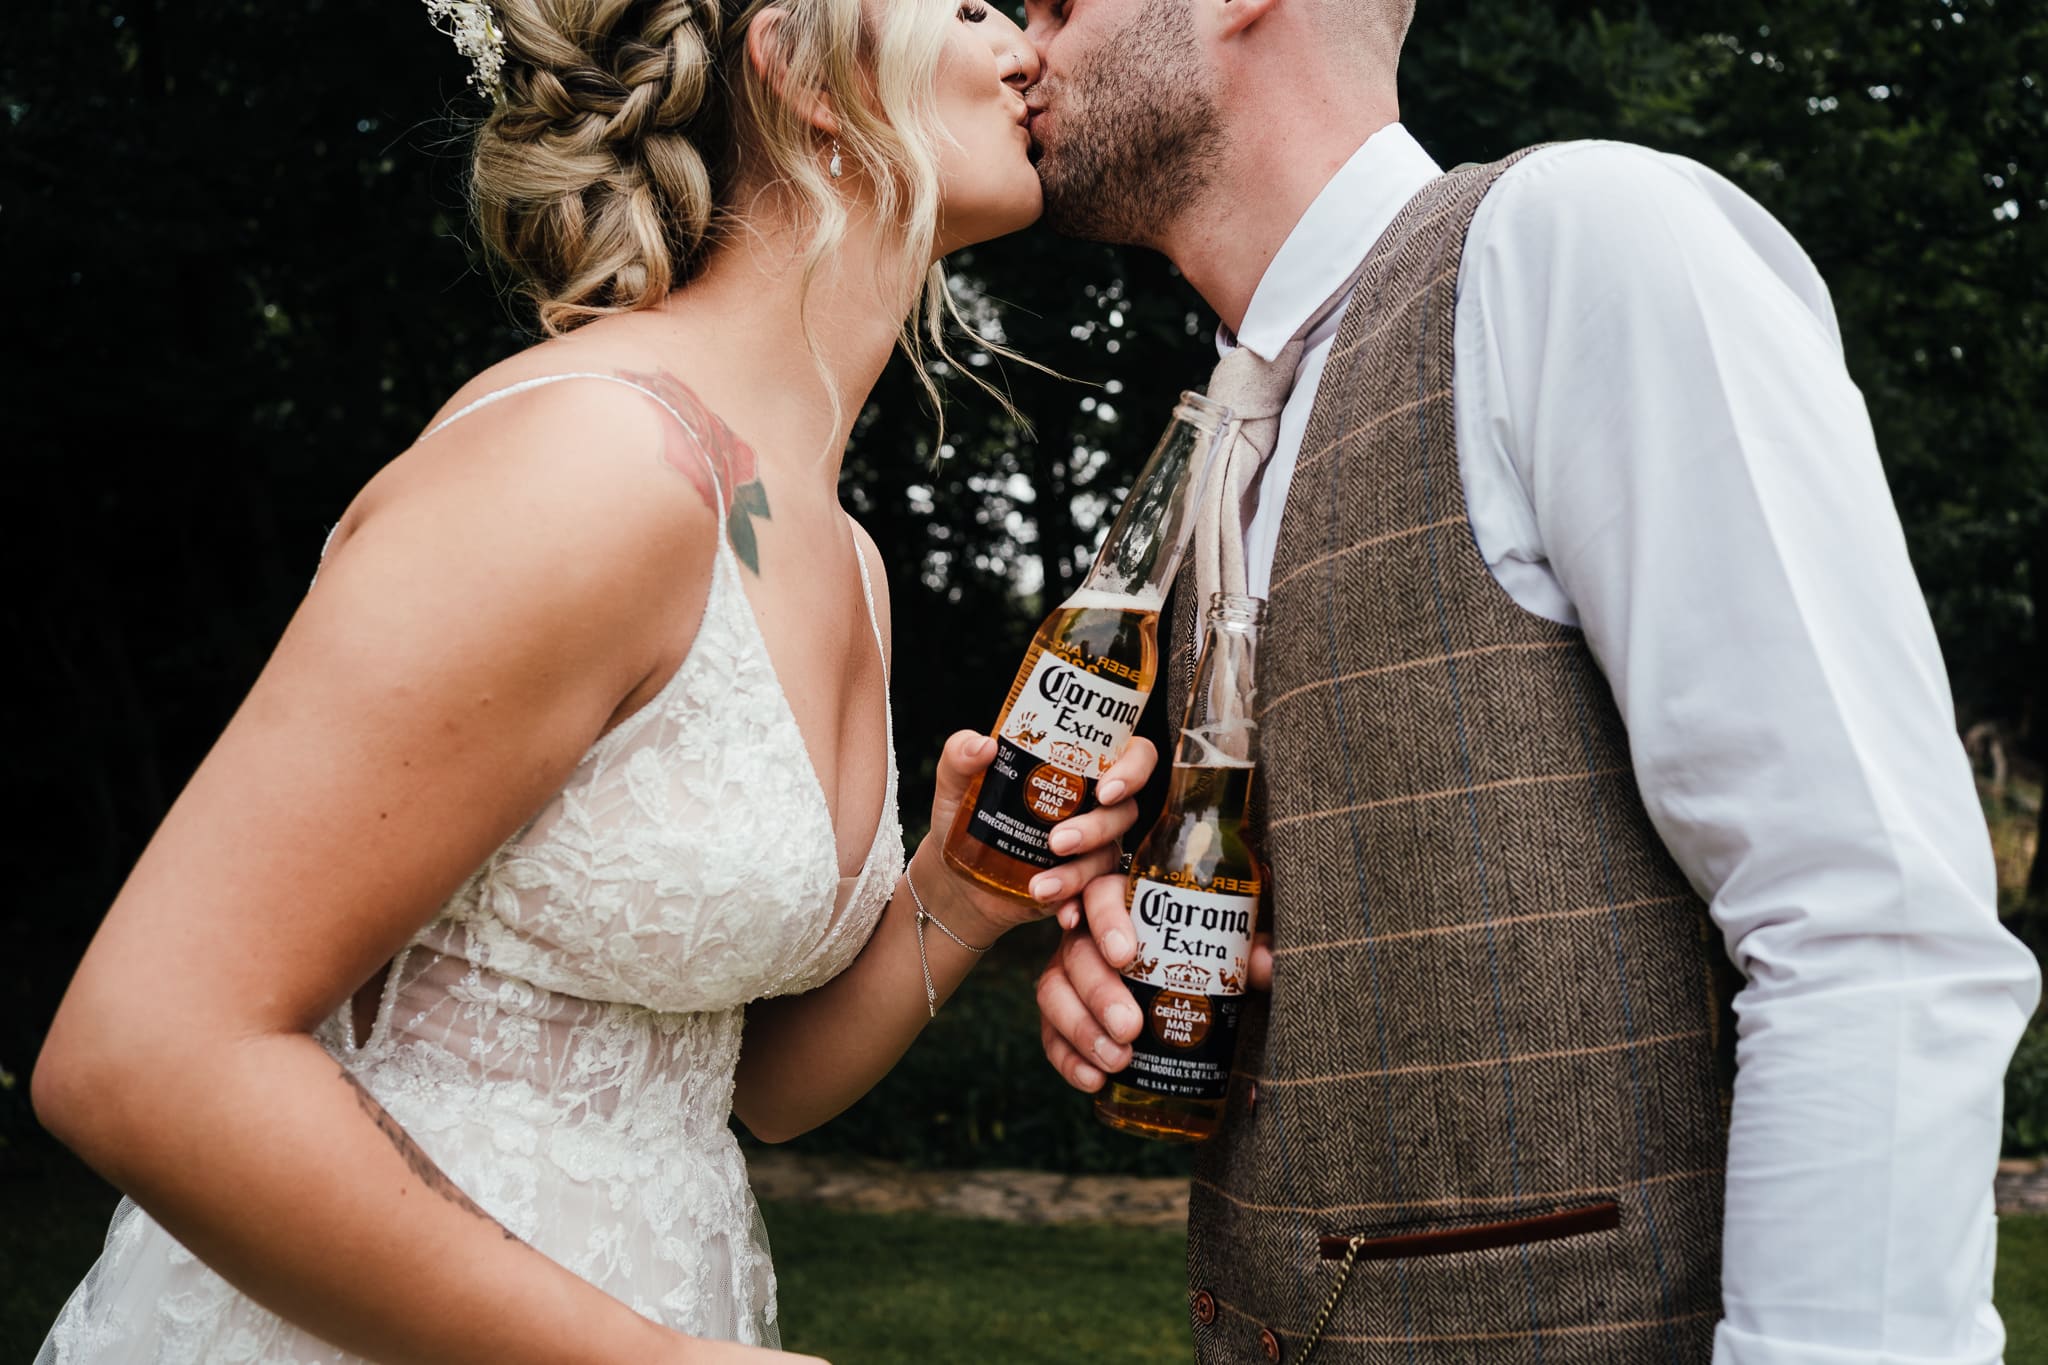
[905,864,992,1019]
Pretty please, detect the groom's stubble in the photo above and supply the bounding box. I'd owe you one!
[1034,0,1222,247]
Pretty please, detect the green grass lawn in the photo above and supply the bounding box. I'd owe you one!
[3,1137,2043,1364]
[2005,1216,2048,1363]
[763,1202,1190,1363]
[765,1206,2048,1365]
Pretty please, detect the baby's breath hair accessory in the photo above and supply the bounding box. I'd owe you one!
[423,0,508,99]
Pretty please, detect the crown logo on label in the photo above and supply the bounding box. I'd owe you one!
[1047,739,1094,774]
[1163,962,1211,992]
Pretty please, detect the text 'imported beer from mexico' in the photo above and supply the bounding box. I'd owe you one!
[1098,593,1265,1144]
[943,393,1231,904]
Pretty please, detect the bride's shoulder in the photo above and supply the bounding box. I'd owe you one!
[423,334,695,456]
[323,335,728,602]
[415,329,729,495]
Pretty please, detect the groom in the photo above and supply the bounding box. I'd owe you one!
[1022,0,2042,1361]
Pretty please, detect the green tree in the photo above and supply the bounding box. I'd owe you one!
[3,0,2039,1135]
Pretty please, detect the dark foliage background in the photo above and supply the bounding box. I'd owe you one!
[2,0,2043,1171]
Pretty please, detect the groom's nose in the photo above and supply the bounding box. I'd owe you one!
[1019,0,1057,54]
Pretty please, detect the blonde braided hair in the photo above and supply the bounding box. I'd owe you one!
[467,0,1033,442]
[475,0,725,333]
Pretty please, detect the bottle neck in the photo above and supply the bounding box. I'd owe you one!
[1176,618,1261,770]
[1075,393,1230,608]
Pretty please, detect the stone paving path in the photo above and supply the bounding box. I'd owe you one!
[749,1150,2048,1225]
[2000,1158,2048,1215]
[746,1150,1190,1228]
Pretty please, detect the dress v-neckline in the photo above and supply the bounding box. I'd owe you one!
[715,535,897,894]
[417,369,898,933]
[583,532,896,906]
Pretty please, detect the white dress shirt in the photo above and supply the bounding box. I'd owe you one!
[1225,124,2042,1364]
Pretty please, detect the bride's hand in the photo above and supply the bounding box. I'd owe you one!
[923,730,1158,939]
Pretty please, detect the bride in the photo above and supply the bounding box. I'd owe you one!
[31,1,1150,1361]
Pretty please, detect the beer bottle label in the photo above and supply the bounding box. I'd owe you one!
[1122,879,1256,1102]
[963,652,1150,869]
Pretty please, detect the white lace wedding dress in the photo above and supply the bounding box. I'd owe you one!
[37,373,903,1363]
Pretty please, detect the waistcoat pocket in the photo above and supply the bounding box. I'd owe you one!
[1318,1200,1620,1262]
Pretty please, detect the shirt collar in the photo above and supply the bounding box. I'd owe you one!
[1218,122,1444,362]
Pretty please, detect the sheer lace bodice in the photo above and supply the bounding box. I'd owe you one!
[38,372,904,1363]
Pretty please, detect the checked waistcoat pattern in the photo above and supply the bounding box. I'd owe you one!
[1174,151,1737,1364]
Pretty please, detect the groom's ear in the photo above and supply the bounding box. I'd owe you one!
[744,6,839,137]
[1210,0,1285,40]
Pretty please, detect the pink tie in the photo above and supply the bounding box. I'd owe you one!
[1195,338,1305,613]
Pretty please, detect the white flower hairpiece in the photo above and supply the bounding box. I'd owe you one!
[423,0,507,99]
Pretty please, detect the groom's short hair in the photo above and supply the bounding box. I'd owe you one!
[1312,0,1417,79]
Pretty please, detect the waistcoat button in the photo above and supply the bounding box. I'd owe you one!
[1191,1290,1217,1325]
[1260,1327,1282,1361]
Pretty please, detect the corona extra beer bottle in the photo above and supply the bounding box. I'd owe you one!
[1097,593,1264,1143]
[943,393,1230,903]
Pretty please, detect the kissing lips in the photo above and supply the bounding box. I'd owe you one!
[1024,105,1050,159]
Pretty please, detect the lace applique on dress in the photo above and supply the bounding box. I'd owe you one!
[37,372,904,1364]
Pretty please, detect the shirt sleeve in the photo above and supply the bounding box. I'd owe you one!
[1455,141,2041,1364]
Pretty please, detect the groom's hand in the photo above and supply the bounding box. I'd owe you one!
[1038,870,1274,1092]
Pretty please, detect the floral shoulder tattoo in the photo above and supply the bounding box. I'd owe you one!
[618,368,772,576]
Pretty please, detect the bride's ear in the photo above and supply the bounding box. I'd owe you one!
[745,5,840,137]
[1207,0,1281,40]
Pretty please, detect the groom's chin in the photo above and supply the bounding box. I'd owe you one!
[1035,192,1114,246]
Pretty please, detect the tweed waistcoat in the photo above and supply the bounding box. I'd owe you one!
[1174,151,1737,1365]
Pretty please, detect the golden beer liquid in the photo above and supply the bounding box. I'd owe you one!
[1095,763,1261,1143]
[942,595,1160,904]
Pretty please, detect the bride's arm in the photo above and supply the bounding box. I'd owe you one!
[733,740,1152,1143]
[734,529,1152,1141]
[33,391,791,1365]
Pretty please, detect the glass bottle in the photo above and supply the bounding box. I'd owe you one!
[943,393,1230,903]
[1096,593,1264,1143]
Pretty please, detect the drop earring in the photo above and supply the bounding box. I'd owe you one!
[828,139,843,180]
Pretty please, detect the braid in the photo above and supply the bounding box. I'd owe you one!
[475,0,724,333]
[455,0,1032,455]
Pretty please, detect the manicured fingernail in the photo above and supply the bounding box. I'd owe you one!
[1109,1002,1141,1037]
[1094,1037,1124,1067]
[1031,874,1061,901]
[1099,779,1125,804]
[1076,1064,1104,1090]
[1104,930,1131,961]
[1049,828,1081,854]
[1058,906,1079,930]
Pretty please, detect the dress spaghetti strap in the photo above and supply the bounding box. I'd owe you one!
[422,373,889,697]
[846,518,890,684]
[314,372,731,589]
[421,371,727,527]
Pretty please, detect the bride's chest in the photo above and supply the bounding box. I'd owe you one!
[436,584,896,1015]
